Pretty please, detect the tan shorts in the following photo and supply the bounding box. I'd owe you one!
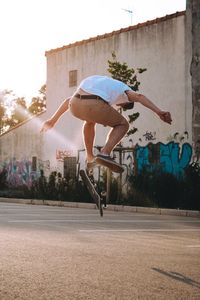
[69,96,128,127]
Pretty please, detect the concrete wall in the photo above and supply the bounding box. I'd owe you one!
[1,11,195,185]
[187,0,200,145]
[0,113,52,186]
[46,12,191,154]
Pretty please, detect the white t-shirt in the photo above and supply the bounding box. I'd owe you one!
[79,75,132,106]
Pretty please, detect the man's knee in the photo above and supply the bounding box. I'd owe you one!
[121,118,129,132]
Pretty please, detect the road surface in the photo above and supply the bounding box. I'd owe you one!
[0,202,200,299]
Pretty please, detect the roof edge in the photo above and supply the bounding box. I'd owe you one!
[45,10,185,56]
[0,110,46,138]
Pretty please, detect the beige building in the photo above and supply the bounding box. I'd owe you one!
[45,11,190,146]
[0,8,197,185]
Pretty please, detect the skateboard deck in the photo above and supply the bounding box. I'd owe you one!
[80,169,103,217]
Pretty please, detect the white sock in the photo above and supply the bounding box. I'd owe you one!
[99,153,109,157]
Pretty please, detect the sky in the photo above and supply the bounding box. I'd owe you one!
[0,0,186,103]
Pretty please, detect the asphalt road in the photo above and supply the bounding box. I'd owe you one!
[0,202,200,300]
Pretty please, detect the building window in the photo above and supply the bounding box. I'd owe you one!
[69,70,77,87]
[64,157,77,179]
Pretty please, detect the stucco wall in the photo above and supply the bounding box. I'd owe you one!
[0,113,52,186]
[188,0,200,143]
[46,13,191,153]
[0,118,42,159]
[1,12,194,182]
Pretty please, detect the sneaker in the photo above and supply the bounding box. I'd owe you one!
[95,154,124,173]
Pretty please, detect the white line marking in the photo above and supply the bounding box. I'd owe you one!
[79,229,200,232]
[186,245,200,248]
[7,219,200,223]
[8,220,94,223]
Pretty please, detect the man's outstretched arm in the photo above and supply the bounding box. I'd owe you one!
[40,97,71,132]
[126,90,172,124]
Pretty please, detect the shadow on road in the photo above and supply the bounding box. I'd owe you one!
[152,268,200,289]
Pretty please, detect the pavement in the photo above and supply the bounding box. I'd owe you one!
[0,197,199,217]
[0,201,200,300]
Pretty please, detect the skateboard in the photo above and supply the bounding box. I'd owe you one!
[80,169,104,217]
[80,156,123,216]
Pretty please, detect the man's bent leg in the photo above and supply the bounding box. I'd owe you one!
[101,119,129,155]
[70,96,129,156]
[83,121,96,162]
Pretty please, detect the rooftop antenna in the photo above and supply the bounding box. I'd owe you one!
[122,8,133,25]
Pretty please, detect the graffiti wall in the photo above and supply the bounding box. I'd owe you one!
[135,141,193,177]
[0,158,35,187]
[0,157,50,187]
[0,141,195,188]
[112,141,193,178]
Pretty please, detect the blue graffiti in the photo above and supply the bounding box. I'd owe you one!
[135,142,193,177]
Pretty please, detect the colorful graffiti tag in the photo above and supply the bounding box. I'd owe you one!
[0,158,50,187]
[0,158,36,187]
[0,141,194,188]
[135,142,193,177]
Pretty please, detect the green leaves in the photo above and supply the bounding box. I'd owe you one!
[107,52,146,137]
[107,51,146,92]
[126,128,138,136]
[0,85,46,135]
[128,112,140,123]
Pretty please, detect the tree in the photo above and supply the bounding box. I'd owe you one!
[0,89,13,134]
[107,52,146,136]
[28,84,46,115]
[39,84,46,99]
[0,84,46,135]
[0,90,29,132]
[10,97,28,125]
[0,103,6,135]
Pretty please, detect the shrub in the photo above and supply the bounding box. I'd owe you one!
[182,162,200,210]
[0,168,8,190]
[126,163,200,210]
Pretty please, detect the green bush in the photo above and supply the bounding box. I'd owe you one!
[182,162,200,210]
[126,163,200,210]
[0,168,7,190]
[1,163,199,211]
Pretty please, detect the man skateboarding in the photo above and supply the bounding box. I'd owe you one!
[41,75,172,172]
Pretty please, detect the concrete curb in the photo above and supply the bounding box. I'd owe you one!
[0,197,199,218]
